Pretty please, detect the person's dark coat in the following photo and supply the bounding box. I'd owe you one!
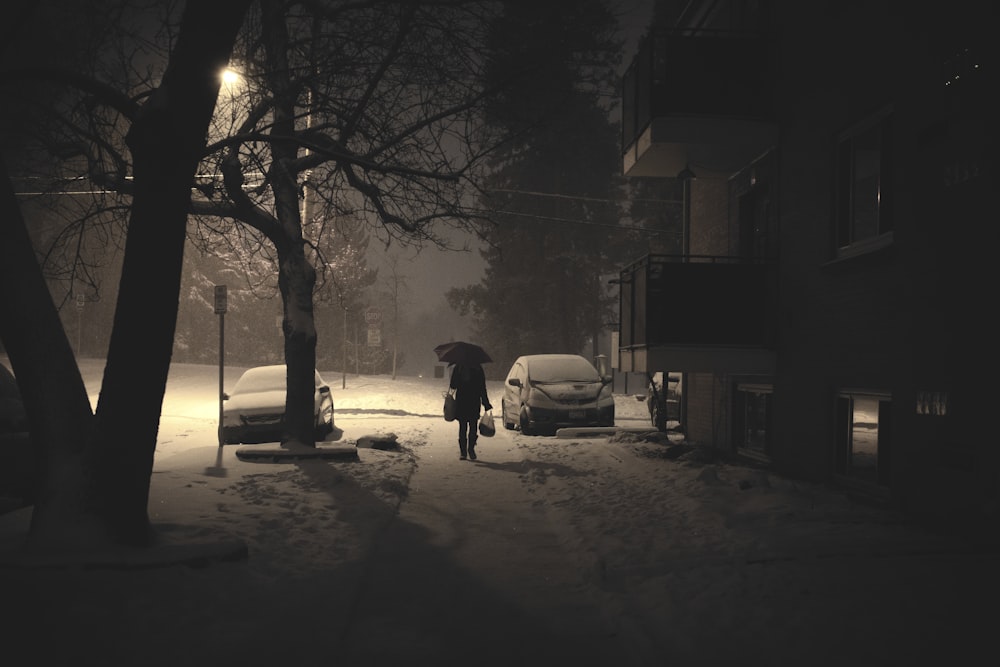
[449,363,491,420]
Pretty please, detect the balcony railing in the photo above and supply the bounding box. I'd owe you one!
[618,254,777,351]
[621,28,773,156]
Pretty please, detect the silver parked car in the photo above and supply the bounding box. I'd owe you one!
[221,365,335,444]
[501,354,614,436]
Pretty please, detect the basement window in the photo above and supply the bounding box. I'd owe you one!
[835,391,891,486]
[735,382,772,460]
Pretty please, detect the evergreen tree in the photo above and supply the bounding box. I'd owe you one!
[448,0,644,377]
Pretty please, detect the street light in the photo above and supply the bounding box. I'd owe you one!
[221,68,241,87]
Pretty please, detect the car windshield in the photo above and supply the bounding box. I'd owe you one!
[528,357,600,383]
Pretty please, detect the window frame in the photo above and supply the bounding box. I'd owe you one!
[734,381,773,460]
[834,107,894,258]
[834,389,891,488]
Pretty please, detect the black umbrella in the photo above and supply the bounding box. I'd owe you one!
[433,341,492,365]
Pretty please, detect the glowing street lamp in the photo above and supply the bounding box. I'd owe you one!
[221,67,241,87]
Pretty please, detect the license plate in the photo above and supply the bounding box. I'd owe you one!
[568,410,584,420]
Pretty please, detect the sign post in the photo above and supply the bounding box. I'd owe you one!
[364,306,381,332]
[365,307,382,374]
[75,293,85,357]
[214,285,227,446]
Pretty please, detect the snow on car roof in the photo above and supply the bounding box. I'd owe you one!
[232,365,324,394]
[522,354,600,382]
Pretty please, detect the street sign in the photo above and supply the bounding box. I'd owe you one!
[75,294,85,311]
[367,326,381,347]
[214,285,228,314]
[364,306,381,325]
[215,285,226,445]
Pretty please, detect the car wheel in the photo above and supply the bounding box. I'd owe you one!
[315,399,334,440]
[650,398,667,432]
[519,406,533,436]
[648,381,668,432]
[502,400,515,429]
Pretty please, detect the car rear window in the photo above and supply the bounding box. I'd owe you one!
[232,366,324,394]
[233,366,286,394]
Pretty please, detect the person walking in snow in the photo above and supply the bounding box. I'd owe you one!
[449,362,491,460]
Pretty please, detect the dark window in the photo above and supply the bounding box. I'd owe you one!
[735,383,772,457]
[738,184,770,260]
[836,111,893,254]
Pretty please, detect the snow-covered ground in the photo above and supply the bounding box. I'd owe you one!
[1,359,997,665]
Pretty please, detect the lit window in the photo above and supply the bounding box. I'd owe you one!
[836,391,891,486]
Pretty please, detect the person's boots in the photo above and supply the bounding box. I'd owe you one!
[459,440,467,460]
[468,438,477,460]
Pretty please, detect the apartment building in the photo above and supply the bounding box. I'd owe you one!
[616,0,996,522]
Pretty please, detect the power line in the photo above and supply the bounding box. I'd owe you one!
[14,190,120,196]
[482,209,679,235]
[486,187,683,206]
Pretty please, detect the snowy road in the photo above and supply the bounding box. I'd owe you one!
[338,419,631,663]
[3,360,996,665]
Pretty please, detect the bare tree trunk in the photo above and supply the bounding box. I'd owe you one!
[262,0,319,446]
[277,247,318,446]
[0,155,98,547]
[85,0,250,547]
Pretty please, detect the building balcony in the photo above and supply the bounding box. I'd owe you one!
[621,29,778,178]
[616,254,777,375]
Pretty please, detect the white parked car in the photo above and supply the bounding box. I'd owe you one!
[221,365,335,444]
[501,354,614,436]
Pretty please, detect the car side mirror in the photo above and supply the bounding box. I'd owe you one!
[222,392,230,401]
[601,375,613,385]
[508,378,522,388]
[319,385,330,394]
